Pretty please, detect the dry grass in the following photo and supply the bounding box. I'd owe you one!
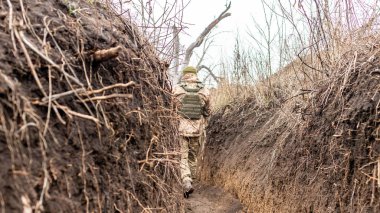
[204,31,380,213]
[211,56,322,113]
[203,1,380,211]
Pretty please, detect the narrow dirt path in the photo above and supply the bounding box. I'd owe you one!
[184,183,245,213]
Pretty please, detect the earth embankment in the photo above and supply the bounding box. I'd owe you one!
[0,0,182,212]
[201,43,380,212]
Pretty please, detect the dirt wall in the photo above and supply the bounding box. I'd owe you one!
[0,0,182,212]
[201,43,380,212]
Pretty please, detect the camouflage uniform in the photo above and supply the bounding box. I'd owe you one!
[173,72,210,194]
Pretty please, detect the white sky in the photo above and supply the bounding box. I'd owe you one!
[181,0,259,64]
[179,0,283,81]
[124,0,379,84]
[123,0,299,83]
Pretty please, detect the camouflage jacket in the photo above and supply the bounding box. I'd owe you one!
[173,74,210,137]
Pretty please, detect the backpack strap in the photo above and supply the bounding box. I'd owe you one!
[180,82,204,93]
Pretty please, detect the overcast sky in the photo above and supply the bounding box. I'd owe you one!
[123,0,297,79]
[181,0,262,65]
[124,0,379,84]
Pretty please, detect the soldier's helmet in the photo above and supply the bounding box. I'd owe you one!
[182,66,197,75]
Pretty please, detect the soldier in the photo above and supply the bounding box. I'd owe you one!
[173,66,210,198]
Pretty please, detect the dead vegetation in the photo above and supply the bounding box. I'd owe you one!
[203,34,380,213]
[201,0,380,212]
[0,0,182,212]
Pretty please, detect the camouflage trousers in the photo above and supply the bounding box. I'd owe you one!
[180,136,202,184]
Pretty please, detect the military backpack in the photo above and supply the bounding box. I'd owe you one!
[179,82,204,120]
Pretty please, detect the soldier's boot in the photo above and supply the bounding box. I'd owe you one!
[183,179,194,198]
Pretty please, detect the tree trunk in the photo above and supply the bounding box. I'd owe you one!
[171,25,181,83]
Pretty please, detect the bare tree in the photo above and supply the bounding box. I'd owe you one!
[172,2,232,83]
[182,2,231,68]
[106,0,231,84]
[194,34,221,84]
[107,0,189,62]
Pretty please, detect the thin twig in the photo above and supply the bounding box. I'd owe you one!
[43,66,52,136]
[40,82,136,103]
[87,82,136,95]
[81,94,133,102]
[18,31,82,85]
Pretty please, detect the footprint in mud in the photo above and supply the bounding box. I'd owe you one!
[184,183,245,213]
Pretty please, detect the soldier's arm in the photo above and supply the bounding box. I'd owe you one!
[199,88,211,117]
[172,85,185,109]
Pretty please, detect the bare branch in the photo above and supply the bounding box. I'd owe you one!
[81,94,133,102]
[198,65,220,83]
[93,46,122,62]
[39,81,136,103]
[196,36,214,68]
[182,2,231,69]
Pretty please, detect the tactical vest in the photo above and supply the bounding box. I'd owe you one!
[179,82,204,120]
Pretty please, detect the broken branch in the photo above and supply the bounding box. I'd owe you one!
[93,46,122,62]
